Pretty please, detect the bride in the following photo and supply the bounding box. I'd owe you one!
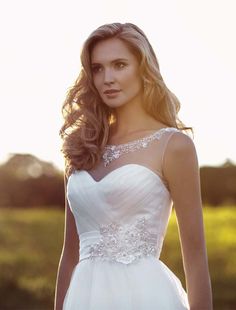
[54,22,213,310]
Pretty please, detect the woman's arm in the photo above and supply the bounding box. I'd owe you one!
[54,174,80,310]
[163,132,213,310]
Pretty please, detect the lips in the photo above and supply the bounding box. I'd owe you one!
[104,89,121,94]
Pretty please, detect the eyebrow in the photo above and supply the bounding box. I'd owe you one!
[91,58,129,66]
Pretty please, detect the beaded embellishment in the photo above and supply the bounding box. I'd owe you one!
[102,127,179,167]
[88,217,161,264]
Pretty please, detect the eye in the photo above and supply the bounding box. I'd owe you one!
[115,62,127,69]
[91,65,103,74]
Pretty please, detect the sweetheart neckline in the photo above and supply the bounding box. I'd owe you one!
[74,164,170,192]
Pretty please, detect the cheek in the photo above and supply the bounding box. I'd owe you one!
[124,67,141,85]
[92,75,101,91]
[126,76,142,93]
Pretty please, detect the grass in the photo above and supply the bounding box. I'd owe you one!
[163,206,236,310]
[0,206,235,309]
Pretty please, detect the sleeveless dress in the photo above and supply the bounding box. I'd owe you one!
[63,127,190,310]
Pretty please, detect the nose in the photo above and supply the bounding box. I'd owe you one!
[104,68,115,85]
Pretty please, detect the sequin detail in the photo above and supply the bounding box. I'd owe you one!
[88,217,161,264]
[102,127,179,167]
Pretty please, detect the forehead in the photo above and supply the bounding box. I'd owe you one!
[91,38,136,63]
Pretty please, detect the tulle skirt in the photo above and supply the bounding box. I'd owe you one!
[63,256,189,310]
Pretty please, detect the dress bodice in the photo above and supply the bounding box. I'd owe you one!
[66,127,183,264]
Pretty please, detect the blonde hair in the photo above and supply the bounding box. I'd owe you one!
[59,22,192,178]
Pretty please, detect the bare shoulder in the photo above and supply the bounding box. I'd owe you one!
[167,130,196,156]
[163,130,199,185]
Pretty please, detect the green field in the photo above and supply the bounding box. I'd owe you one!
[0,206,235,310]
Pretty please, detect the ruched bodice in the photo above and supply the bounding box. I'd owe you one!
[67,164,173,264]
[63,128,190,310]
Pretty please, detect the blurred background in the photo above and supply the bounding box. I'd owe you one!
[0,0,235,309]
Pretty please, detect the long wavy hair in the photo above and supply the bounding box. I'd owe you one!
[60,22,192,178]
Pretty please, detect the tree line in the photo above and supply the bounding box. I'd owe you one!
[0,154,235,208]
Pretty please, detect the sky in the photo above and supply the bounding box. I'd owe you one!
[0,0,236,171]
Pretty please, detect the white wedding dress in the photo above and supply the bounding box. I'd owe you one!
[63,127,190,309]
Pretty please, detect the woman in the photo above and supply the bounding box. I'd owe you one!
[54,22,213,310]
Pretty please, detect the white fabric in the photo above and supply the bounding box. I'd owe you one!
[63,129,190,309]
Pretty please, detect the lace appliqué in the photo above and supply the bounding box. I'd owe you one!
[88,217,159,264]
[102,127,178,167]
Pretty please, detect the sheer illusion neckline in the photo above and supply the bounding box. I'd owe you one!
[105,127,172,148]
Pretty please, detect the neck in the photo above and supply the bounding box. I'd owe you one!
[110,100,158,137]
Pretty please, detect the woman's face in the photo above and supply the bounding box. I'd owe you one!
[90,38,143,109]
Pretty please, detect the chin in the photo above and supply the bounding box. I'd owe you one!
[103,100,127,108]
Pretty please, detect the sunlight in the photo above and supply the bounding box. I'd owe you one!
[0,0,235,170]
